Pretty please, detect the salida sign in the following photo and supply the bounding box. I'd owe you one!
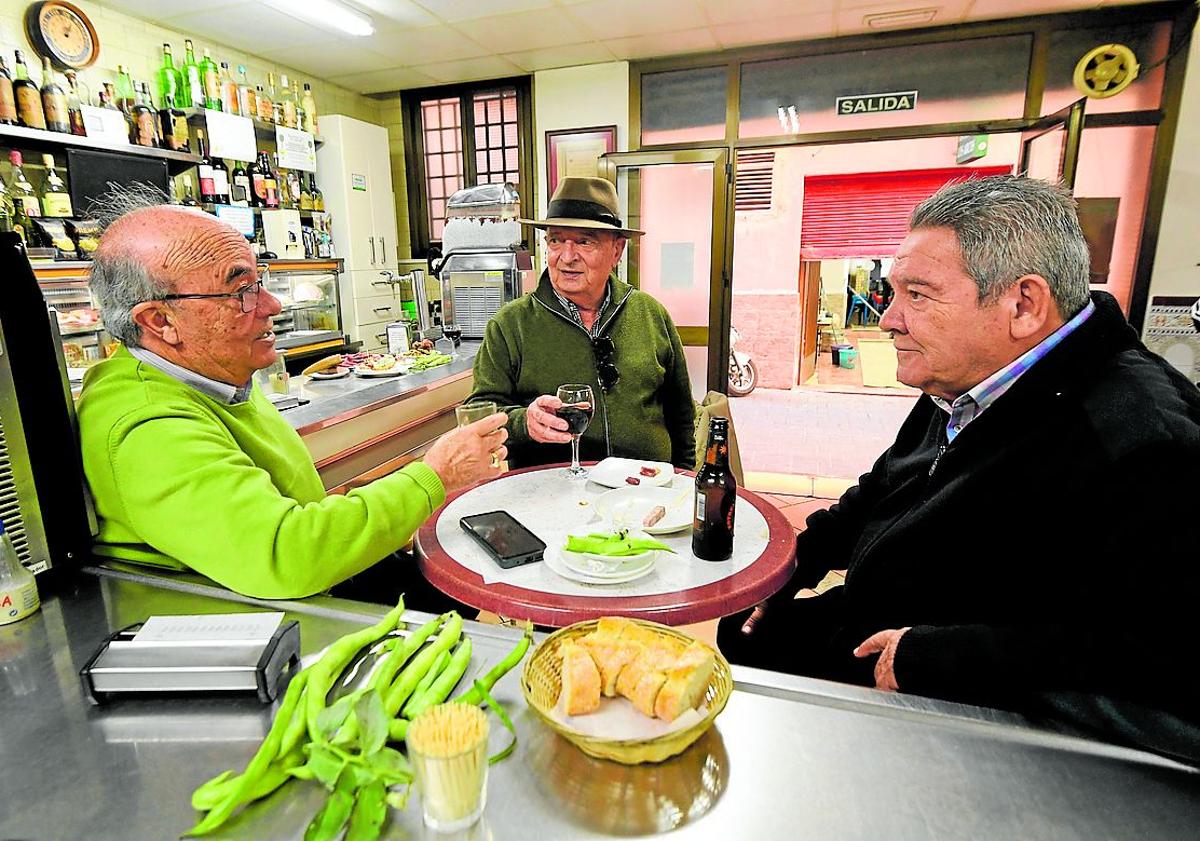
[836,91,918,115]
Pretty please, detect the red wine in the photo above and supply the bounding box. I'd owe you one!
[443,326,462,346]
[555,403,593,435]
[693,417,736,561]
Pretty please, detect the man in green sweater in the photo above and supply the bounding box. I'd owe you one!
[78,205,508,600]
[468,177,695,469]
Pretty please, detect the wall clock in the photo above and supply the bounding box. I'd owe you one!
[24,1,99,70]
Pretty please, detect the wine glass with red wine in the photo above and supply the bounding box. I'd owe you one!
[555,383,594,479]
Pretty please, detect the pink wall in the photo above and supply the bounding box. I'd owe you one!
[636,163,713,327]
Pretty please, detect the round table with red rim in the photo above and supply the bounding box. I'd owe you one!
[415,463,797,627]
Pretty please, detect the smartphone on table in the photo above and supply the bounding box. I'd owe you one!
[459,511,546,569]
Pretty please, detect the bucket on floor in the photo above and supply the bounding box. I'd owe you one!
[831,343,853,366]
[839,348,858,369]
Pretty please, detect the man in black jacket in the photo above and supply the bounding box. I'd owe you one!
[719,176,1200,761]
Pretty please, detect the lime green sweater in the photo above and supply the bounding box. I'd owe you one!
[78,347,445,599]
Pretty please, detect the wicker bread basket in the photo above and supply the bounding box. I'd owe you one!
[520,618,733,764]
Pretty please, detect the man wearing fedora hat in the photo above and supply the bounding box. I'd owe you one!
[467,176,695,469]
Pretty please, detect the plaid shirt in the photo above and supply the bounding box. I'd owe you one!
[552,282,612,337]
[932,299,1095,443]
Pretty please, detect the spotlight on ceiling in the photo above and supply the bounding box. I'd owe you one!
[262,0,375,37]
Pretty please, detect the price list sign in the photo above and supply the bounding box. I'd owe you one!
[275,126,317,172]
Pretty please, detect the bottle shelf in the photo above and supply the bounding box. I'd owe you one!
[0,122,201,174]
[182,108,323,148]
[198,203,325,217]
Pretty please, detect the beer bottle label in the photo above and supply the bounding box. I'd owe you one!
[695,492,705,522]
[0,78,16,121]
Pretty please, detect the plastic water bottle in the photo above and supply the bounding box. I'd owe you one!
[0,520,39,626]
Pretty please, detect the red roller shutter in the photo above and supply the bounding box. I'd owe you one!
[799,166,1011,259]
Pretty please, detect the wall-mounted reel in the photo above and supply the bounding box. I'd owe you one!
[1073,43,1140,99]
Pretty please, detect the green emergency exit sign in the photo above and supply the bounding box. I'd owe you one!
[956,134,989,163]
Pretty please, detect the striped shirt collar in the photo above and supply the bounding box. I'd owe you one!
[932,299,1095,442]
[552,281,612,338]
[128,345,254,404]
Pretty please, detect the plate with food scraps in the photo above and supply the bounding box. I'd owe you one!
[354,355,411,377]
[588,457,674,489]
[544,546,656,585]
[594,486,693,534]
[309,367,350,380]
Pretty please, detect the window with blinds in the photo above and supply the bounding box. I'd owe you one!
[735,151,775,211]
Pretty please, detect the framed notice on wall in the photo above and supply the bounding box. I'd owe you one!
[545,125,616,195]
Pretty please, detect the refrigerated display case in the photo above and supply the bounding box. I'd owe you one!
[262,258,348,359]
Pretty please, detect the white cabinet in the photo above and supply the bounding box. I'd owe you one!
[316,115,400,344]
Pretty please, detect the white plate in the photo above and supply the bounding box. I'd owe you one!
[588,457,674,489]
[354,364,409,378]
[594,486,692,534]
[309,368,349,380]
[559,547,655,579]
[544,546,655,585]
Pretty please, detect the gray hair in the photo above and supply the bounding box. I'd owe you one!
[909,176,1091,317]
[87,183,173,347]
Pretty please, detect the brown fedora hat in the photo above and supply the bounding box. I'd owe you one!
[519,176,644,238]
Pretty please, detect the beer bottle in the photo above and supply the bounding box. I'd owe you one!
[692,417,736,561]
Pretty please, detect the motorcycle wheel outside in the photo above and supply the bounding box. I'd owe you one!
[728,356,758,397]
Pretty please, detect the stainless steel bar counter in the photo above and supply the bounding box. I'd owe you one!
[4,570,1198,840]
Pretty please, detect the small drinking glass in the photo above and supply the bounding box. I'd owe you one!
[556,383,594,479]
[408,703,490,832]
[456,401,498,428]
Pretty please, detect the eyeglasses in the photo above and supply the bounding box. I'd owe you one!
[592,335,619,392]
[157,266,270,314]
[546,232,606,255]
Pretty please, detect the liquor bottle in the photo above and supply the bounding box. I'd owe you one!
[13,51,45,129]
[0,56,16,125]
[158,94,189,151]
[692,417,737,561]
[114,64,136,113]
[197,130,219,203]
[262,151,279,209]
[64,71,86,135]
[210,153,230,206]
[230,161,250,206]
[200,48,220,110]
[154,43,182,112]
[278,73,297,128]
[9,152,41,236]
[247,154,264,208]
[0,173,16,234]
[236,65,255,120]
[179,174,200,206]
[310,173,324,212]
[39,57,69,133]
[256,83,273,123]
[39,154,72,217]
[299,174,312,211]
[0,519,39,627]
[291,78,304,131]
[218,62,239,115]
[276,161,291,209]
[264,73,278,123]
[181,39,203,108]
[300,82,318,134]
[130,82,158,147]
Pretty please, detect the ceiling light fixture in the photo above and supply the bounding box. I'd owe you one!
[787,105,800,134]
[863,7,939,29]
[262,0,375,37]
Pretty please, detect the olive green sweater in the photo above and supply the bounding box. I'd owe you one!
[78,346,445,599]
[469,272,695,469]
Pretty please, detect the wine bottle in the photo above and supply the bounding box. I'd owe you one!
[300,82,317,134]
[230,161,250,207]
[64,70,86,136]
[248,154,265,208]
[155,43,182,111]
[8,151,42,234]
[39,57,69,133]
[310,173,324,212]
[263,151,279,209]
[181,39,202,108]
[197,130,219,203]
[13,50,45,129]
[0,56,17,125]
[39,154,73,217]
[200,48,220,110]
[210,153,230,205]
[692,417,737,561]
[0,174,15,235]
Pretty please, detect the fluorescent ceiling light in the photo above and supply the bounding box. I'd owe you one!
[863,7,938,29]
[262,0,375,37]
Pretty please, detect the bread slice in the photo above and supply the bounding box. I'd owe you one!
[614,637,684,699]
[654,643,716,722]
[592,616,634,641]
[581,638,641,697]
[301,354,344,376]
[559,641,601,716]
[629,670,668,717]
